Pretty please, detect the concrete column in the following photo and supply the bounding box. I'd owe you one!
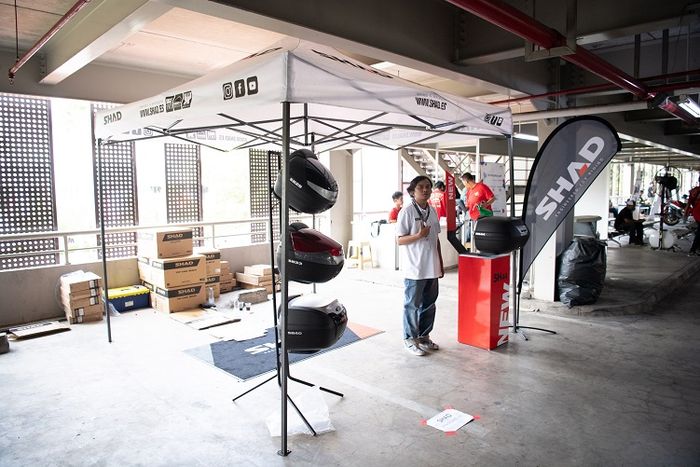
[622,163,634,199]
[328,149,354,250]
[530,119,575,301]
[575,165,611,239]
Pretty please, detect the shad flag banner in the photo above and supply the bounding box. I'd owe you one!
[518,116,621,290]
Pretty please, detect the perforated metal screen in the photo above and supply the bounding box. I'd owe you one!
[92,104,138,259]
[249,149,280,243]
[165,143,203,245]
[0,94,58,270]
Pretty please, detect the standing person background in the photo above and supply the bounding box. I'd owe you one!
[428,181,447,219]
[396,175,444,356]
[686,176,700,256]
[388,191,403,224]
[461,172,496,221]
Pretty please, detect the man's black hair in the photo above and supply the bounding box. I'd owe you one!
[461,172,475,182]
[434,181,445,191]
[406,175,432,197]
[391,191,403,201]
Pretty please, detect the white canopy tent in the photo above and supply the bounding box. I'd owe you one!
[94,38,512,455]
[94,38,511,151]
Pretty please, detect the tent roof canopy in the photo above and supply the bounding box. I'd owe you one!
[94,39,512,152]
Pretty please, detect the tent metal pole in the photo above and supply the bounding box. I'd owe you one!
[97,140,112,343]
[279,102,291,457]
[311,132,317,294]
[267,151,281,382]
[304,103,309,146]
[507,136,518,334]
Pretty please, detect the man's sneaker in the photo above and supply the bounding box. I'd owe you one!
[405,339,426,356]
[418,337,440,351]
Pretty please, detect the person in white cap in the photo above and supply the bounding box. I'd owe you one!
[614,199,644,245]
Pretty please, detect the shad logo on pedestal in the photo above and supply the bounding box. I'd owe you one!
[497,282,510,346]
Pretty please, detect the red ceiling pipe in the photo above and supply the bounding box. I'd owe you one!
[651,79,700,94]
[566,47,651,98]
[8,0,92,82]
[491,83,612,105]
[445,0,653,99]
[658,98,697,126]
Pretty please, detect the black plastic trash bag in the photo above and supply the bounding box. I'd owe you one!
[558,237,607,307]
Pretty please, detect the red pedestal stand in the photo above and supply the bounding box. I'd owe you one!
[457,253,510,350]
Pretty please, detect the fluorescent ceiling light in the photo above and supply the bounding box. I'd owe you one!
[678,96,700,118]
[513,132,539,142]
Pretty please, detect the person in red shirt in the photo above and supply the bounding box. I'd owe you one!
[686,177,700,256]
[388,191,403,223]
[428,181,447,219]
[461,172,495,221]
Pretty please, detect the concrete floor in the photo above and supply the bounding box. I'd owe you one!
[2,244,700,466]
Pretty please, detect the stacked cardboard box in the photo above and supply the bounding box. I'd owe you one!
[195,247,222,298]
[236,264,280,294]
[137,228,206,313]
[219,260,236,293]
[60,271,103,324]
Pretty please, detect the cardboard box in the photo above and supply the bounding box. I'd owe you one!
[148,254,207,289]
[193,247,222,276]
[66,312,103,324]
[241,282,279,294]
[244,264,273,276]
[137,257,151,283]
[220,260,230,273]
[138,228,193,259]
[62,293,100,310]
[220,272,234,282]
[64,302,104,322]
[152,283,206,313]
[60,271,102,293]
[61,286,101,301]
[236,272,273,286]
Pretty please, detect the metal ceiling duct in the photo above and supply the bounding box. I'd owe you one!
[445,0,697,125]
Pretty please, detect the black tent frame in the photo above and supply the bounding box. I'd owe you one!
[95,101,512,456]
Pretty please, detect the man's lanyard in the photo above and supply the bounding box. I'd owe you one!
[412,200,430,225]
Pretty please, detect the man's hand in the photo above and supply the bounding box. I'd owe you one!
[418,225,431,238]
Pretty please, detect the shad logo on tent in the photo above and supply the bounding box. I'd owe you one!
[484,113,504,127]
[165,91,192,112]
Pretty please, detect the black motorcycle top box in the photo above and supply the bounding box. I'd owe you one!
[473,216,530,254]
[280,293,348,353]
[278,223,344,284]
[274,148,338,214]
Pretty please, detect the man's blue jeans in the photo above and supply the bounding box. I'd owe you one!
[403,278,439,340]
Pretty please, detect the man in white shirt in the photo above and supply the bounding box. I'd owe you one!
[396,175,444,356]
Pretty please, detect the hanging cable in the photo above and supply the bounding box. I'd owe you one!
[12,0,19,84]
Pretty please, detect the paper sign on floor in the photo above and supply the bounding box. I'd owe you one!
[426,409,474,432]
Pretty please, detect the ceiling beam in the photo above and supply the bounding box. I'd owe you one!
[624,108,677,122]
[664,122,700,136]
[180,0,513,96]
[38,0,173,84]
